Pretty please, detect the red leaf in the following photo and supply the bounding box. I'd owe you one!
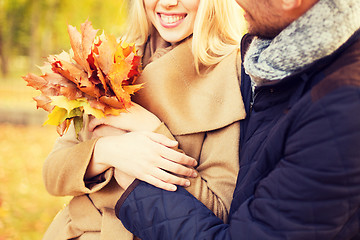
[99,95,126,109]
[33,94,53,112]
[24,20,143,137]
[59,84,83,100]
[92,33,117,75]
[23,73,47,90]
[50,57,101,98]
[68,20,98,77]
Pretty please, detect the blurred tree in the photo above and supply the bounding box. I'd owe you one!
[0,0,128,77]
[0,0,19,76]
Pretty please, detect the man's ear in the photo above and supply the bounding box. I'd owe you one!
[282,0,302,10]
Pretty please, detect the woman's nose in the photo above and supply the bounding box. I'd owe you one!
[158,0,178,8]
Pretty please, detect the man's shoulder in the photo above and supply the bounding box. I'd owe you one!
[311,37,360,102]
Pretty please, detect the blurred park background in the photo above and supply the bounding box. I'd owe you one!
[0,0,128,238]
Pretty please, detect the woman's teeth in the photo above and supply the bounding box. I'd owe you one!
[160,14,185,24]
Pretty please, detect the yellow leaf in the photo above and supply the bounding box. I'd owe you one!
[115,42,126,60]
[50,96,106,119]
[50,96,85,112]
[44,106,67,126]
[104,107,126,116]
[123,83,144,95]
[119,41,136,58]
[81,101,105,119]
[108,61,132,83]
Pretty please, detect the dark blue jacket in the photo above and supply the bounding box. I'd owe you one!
[115,31,360,239]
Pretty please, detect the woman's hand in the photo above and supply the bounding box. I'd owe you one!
[114,169,135,190]
[91,124,127,138]
[89,103,162,133]
[93,131,198,191]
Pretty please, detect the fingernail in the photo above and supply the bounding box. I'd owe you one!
[185,180,191,187]
[192,171,198,178]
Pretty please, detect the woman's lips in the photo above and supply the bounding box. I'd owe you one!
[158,13,187,28]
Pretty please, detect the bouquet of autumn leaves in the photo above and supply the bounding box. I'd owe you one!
[23,20,142,136]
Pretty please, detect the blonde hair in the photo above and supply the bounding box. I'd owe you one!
[123,0,245,70]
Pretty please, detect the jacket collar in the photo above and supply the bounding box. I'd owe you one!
[243,29,360,92]
[240,34,255,63]
[245,29,360,111]
[133,38,246,135]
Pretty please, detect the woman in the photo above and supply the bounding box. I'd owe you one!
[42,0,246,239]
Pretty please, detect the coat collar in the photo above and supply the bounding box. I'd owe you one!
[240,34,255,63]
[133,38,245,135]
[248,29,360,111]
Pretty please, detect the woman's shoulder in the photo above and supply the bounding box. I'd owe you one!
[134,41,245,135]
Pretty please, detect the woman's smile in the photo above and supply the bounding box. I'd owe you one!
[158,13,187,28]
[144,0,200,43]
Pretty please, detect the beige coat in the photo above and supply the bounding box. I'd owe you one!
[42,39,245,239]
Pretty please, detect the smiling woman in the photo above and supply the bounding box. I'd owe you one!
[123,0,245,71]
[41,0,246,239]
[144,0,200,43]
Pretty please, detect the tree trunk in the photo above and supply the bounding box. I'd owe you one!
[0,6,9,77]
[29,0,40,71]
[0,30,9,77]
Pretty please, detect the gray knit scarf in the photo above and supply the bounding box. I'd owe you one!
[244,0,360,86]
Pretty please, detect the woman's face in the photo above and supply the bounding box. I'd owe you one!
[144,0,200,43]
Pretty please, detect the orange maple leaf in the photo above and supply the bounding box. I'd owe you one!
[23,20,143,136]
[68,20,98,77]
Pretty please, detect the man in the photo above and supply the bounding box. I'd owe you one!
[115,0,360,238]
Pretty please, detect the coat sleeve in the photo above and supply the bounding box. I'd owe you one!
[115,86,360,239]
[42,116,114,196]
[154,122,240,222]
[42,120,173,197]
[116,181,231,240]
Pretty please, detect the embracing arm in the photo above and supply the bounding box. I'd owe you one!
[42,117,105,196]
[116,87,360,239]
[43,104,198,197]
[155,122,240,221]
